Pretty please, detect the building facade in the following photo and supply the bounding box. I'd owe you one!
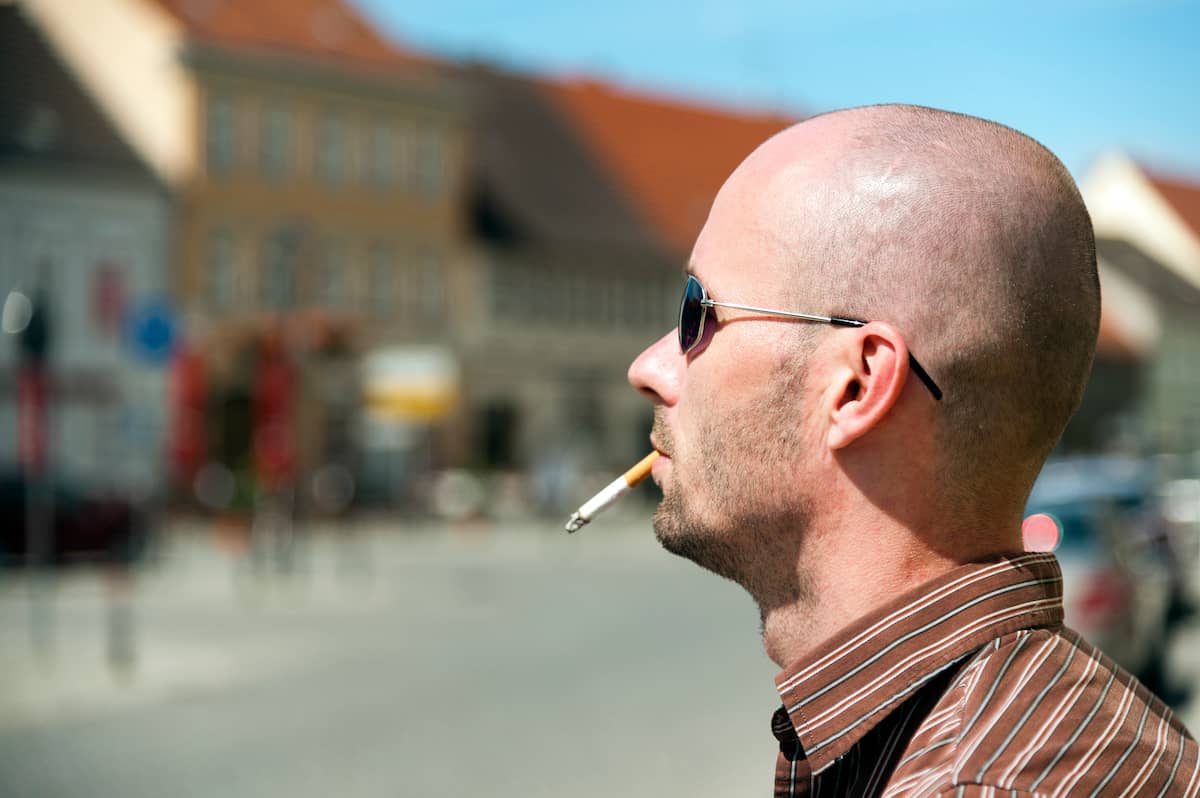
[175,28,468,506]
[1074,154,1200,456]
[456,68,794,511]
[17,0,802,515]
[20,0,470,507]
[0,5,172,494]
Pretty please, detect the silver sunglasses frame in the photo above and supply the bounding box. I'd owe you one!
[700,298,853,328]
[680,276,943,401]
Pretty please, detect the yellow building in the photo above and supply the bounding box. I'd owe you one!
[170,1,465,339]
[20,0,469,505]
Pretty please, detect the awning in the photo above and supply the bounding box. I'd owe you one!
[361,345,459,423]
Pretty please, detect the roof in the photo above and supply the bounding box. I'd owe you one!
[1095,236,1200,359]
[1095,310,1141,359]
[0,5,154,179]
[542,78,797,255]
[463,67,667,257]
[1097,237,1200,311]
[1146,171,1200,241]
[144,0,433,74]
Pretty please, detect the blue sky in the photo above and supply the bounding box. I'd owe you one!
[357,0,1199,179]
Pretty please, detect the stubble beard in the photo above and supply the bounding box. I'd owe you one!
[650,383,815,614]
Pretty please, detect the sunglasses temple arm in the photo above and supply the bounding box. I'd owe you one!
[833,317,941,401]
[907,354,943,401]
[701,302,943,401]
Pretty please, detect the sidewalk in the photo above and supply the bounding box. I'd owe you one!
[4,514,1200,735]
[0,533,308,729]
[0,514,659,730]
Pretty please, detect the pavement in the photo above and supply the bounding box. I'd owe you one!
[0,517,651,725]
[0,514,778,798]
[1,515,1199,797]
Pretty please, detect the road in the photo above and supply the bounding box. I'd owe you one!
[2,516,1200,798]
[0,517,779,798]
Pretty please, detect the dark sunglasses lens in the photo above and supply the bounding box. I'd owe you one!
[678,276,704,352]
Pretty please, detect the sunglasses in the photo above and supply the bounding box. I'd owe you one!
[677,275,943,401]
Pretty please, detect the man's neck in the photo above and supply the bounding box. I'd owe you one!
[758,519,978,669]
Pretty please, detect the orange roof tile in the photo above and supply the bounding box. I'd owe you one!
[1095,308,1142,359]
[146,0,433,73]
[1147,171,1200,240]
[542,78,796,255]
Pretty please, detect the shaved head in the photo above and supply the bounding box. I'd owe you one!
[727,104,1100,517]
[626,106,1191,774]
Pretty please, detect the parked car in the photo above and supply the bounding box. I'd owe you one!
[1025,456,1196,700]
[0,472,151,567]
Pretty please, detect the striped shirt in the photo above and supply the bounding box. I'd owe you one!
[771,552,1198,797]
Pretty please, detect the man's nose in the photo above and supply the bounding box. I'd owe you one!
[627,330,682,405]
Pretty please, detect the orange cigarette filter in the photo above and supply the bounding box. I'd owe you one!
[565,451,660,533]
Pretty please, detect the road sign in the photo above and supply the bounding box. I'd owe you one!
[127,299,176,365]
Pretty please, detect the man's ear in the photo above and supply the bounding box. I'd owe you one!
[825,322,909,451]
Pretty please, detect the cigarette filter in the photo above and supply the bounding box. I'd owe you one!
[564,451,660,533]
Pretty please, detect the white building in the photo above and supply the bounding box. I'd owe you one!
[1079,153,1200,454]
[0,5,172,493]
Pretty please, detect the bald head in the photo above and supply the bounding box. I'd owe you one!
[731,105,1099,514]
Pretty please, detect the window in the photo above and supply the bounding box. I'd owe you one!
[90,260,126,337]
[206,94,236,174]
[601,279,617,327]
[397,120,416,190]
[207,227,236,312]
[419,250,444,320]
[542,272,568,325]
[532,268,554,323]
[316,112,347,185]
[477,401,519,468]
[262,225,301,310]
[318,238,349,309]
[367,120,396,189]
[367,243,395,316]
[490,259,522,321]
[514,267,533,320]
[414,123,445,196]
[617,277,640,327]
[577,274,595,326]
[260,104,292,180]
[563,373,606,448]
[553,273,571,325]
[662,274,678,326]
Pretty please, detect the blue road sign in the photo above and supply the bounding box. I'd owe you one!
[126,299,176,365]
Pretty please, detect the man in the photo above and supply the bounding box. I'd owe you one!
[627,105,1198,796]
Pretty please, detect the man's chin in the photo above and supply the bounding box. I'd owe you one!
[652,513,688,558]
[651,493,687,554]
[652,500,743,584]
[651,481,814,612]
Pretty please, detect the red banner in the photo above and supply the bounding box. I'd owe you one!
[168,344,206,485]
[254,336,296,488]
[18,364,47,474]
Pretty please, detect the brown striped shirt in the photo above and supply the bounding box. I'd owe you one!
[771,552,1198,796]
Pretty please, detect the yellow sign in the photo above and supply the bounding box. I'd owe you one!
[361,346,459,423]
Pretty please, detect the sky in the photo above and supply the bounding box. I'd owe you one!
[356,0,1200,179]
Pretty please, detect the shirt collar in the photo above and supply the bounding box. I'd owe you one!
[773,552,1064,774]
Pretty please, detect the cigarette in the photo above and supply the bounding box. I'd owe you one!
[565,451,660,533]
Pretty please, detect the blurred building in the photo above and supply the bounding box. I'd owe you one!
[0,5,172,494]
[1071,155,1200,455]
[459,67,793,503]
[17,0,468,509]
[152,0,467,508]
[12,0,800,513]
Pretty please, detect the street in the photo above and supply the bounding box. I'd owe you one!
[0,516,780,798]
[3,516,1200,798]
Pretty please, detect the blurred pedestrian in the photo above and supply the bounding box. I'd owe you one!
[627,104,1198,795]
